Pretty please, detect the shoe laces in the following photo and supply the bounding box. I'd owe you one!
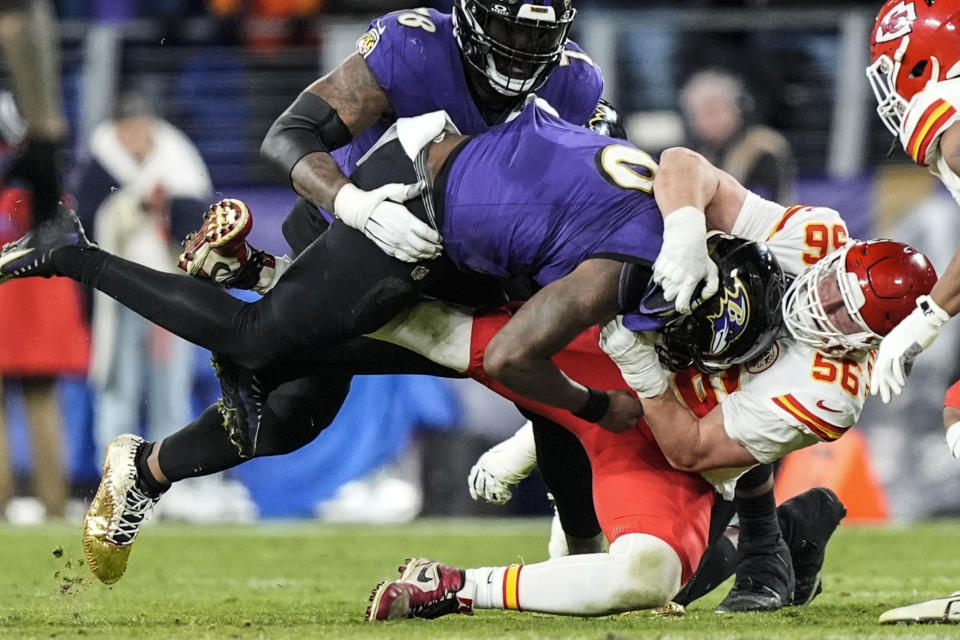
[410,589,463,619]
[108,485,156,545]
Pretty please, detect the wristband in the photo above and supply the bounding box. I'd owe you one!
[663,205,706,230]
[946,422,960,460]
[572,387,610,423]
[332,183,371,231]
[917,295,951,326]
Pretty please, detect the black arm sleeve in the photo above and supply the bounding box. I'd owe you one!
[259,91,353,186]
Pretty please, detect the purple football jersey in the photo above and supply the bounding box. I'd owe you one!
[323,8,603,221]
[441,101,664,289]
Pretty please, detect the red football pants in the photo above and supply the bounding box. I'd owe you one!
[466,307,715,582]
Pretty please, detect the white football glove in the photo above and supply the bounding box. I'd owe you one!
[653,206,719,314]
[870,295,951,404]
[599,316,669,397]
[468,421,537,505]
[333,182,442,263]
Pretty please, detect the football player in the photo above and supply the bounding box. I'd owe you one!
[209,0,601,281]
[866,0,960,404]
[2,102,753,584]
[0,100,707,444]
[363,232,935,620]
[59,104,924,602]
[866,0,960,624]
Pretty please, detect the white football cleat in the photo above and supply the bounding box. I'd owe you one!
[879,592,960,624]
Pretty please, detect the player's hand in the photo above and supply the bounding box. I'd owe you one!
[870,295,950,403]
[4,137,64,227]
[653,206,718,314]
[333,182,442,262]
[467,421,537,504]
[598,389,643,433]
[599,317,669,397]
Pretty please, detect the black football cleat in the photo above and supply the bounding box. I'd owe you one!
[211,354,265,459]
[715,535,795,613]
[777,487,847,606]
[0,204,94,283]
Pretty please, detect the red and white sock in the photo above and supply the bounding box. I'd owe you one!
[463,565,522,610]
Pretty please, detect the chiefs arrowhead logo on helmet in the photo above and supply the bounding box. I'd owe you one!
[876,1,917,43]
[867,0,960,136]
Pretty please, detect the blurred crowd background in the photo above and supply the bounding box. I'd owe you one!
[2,0,958,526]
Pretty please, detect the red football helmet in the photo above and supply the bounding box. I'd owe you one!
[783,240,937,356]
[867,0,960,135]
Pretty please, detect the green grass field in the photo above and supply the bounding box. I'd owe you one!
[1,518,958,639]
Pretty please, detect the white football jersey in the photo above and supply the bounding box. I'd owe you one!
[729,191,849,279]
[899,78,960,203]
[680,191,863,496]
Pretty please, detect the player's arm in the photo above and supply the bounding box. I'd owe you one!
[260,52,440,262]
[483,258,643,433]
[925,247,960,316]
[871,109,960,402]
[655,147,748,232]
[639,391,759,472]
[924,123,960,315]
[265,53,390,212]
[598,318,759,470]
[649,147,748,313]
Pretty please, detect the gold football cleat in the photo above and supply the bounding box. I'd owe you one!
[82,434,159,585]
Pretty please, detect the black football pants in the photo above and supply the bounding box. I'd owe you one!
[58,140,457,378]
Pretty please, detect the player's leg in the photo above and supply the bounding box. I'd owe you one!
[82,376,351,585]
[715,464,795,612]
[526,412,603,555]
[368,420,713,620]
[367,533,682,621]
[777,486,847,605]
[82,337,460,584]
[180,197,325,293]
[152,338,457,483]
[672,498,738,607]
[282,197,329,257]
[2,140,443,371]
[37,218,431,372]
[533,443,841,611]
[673,487,847,609]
